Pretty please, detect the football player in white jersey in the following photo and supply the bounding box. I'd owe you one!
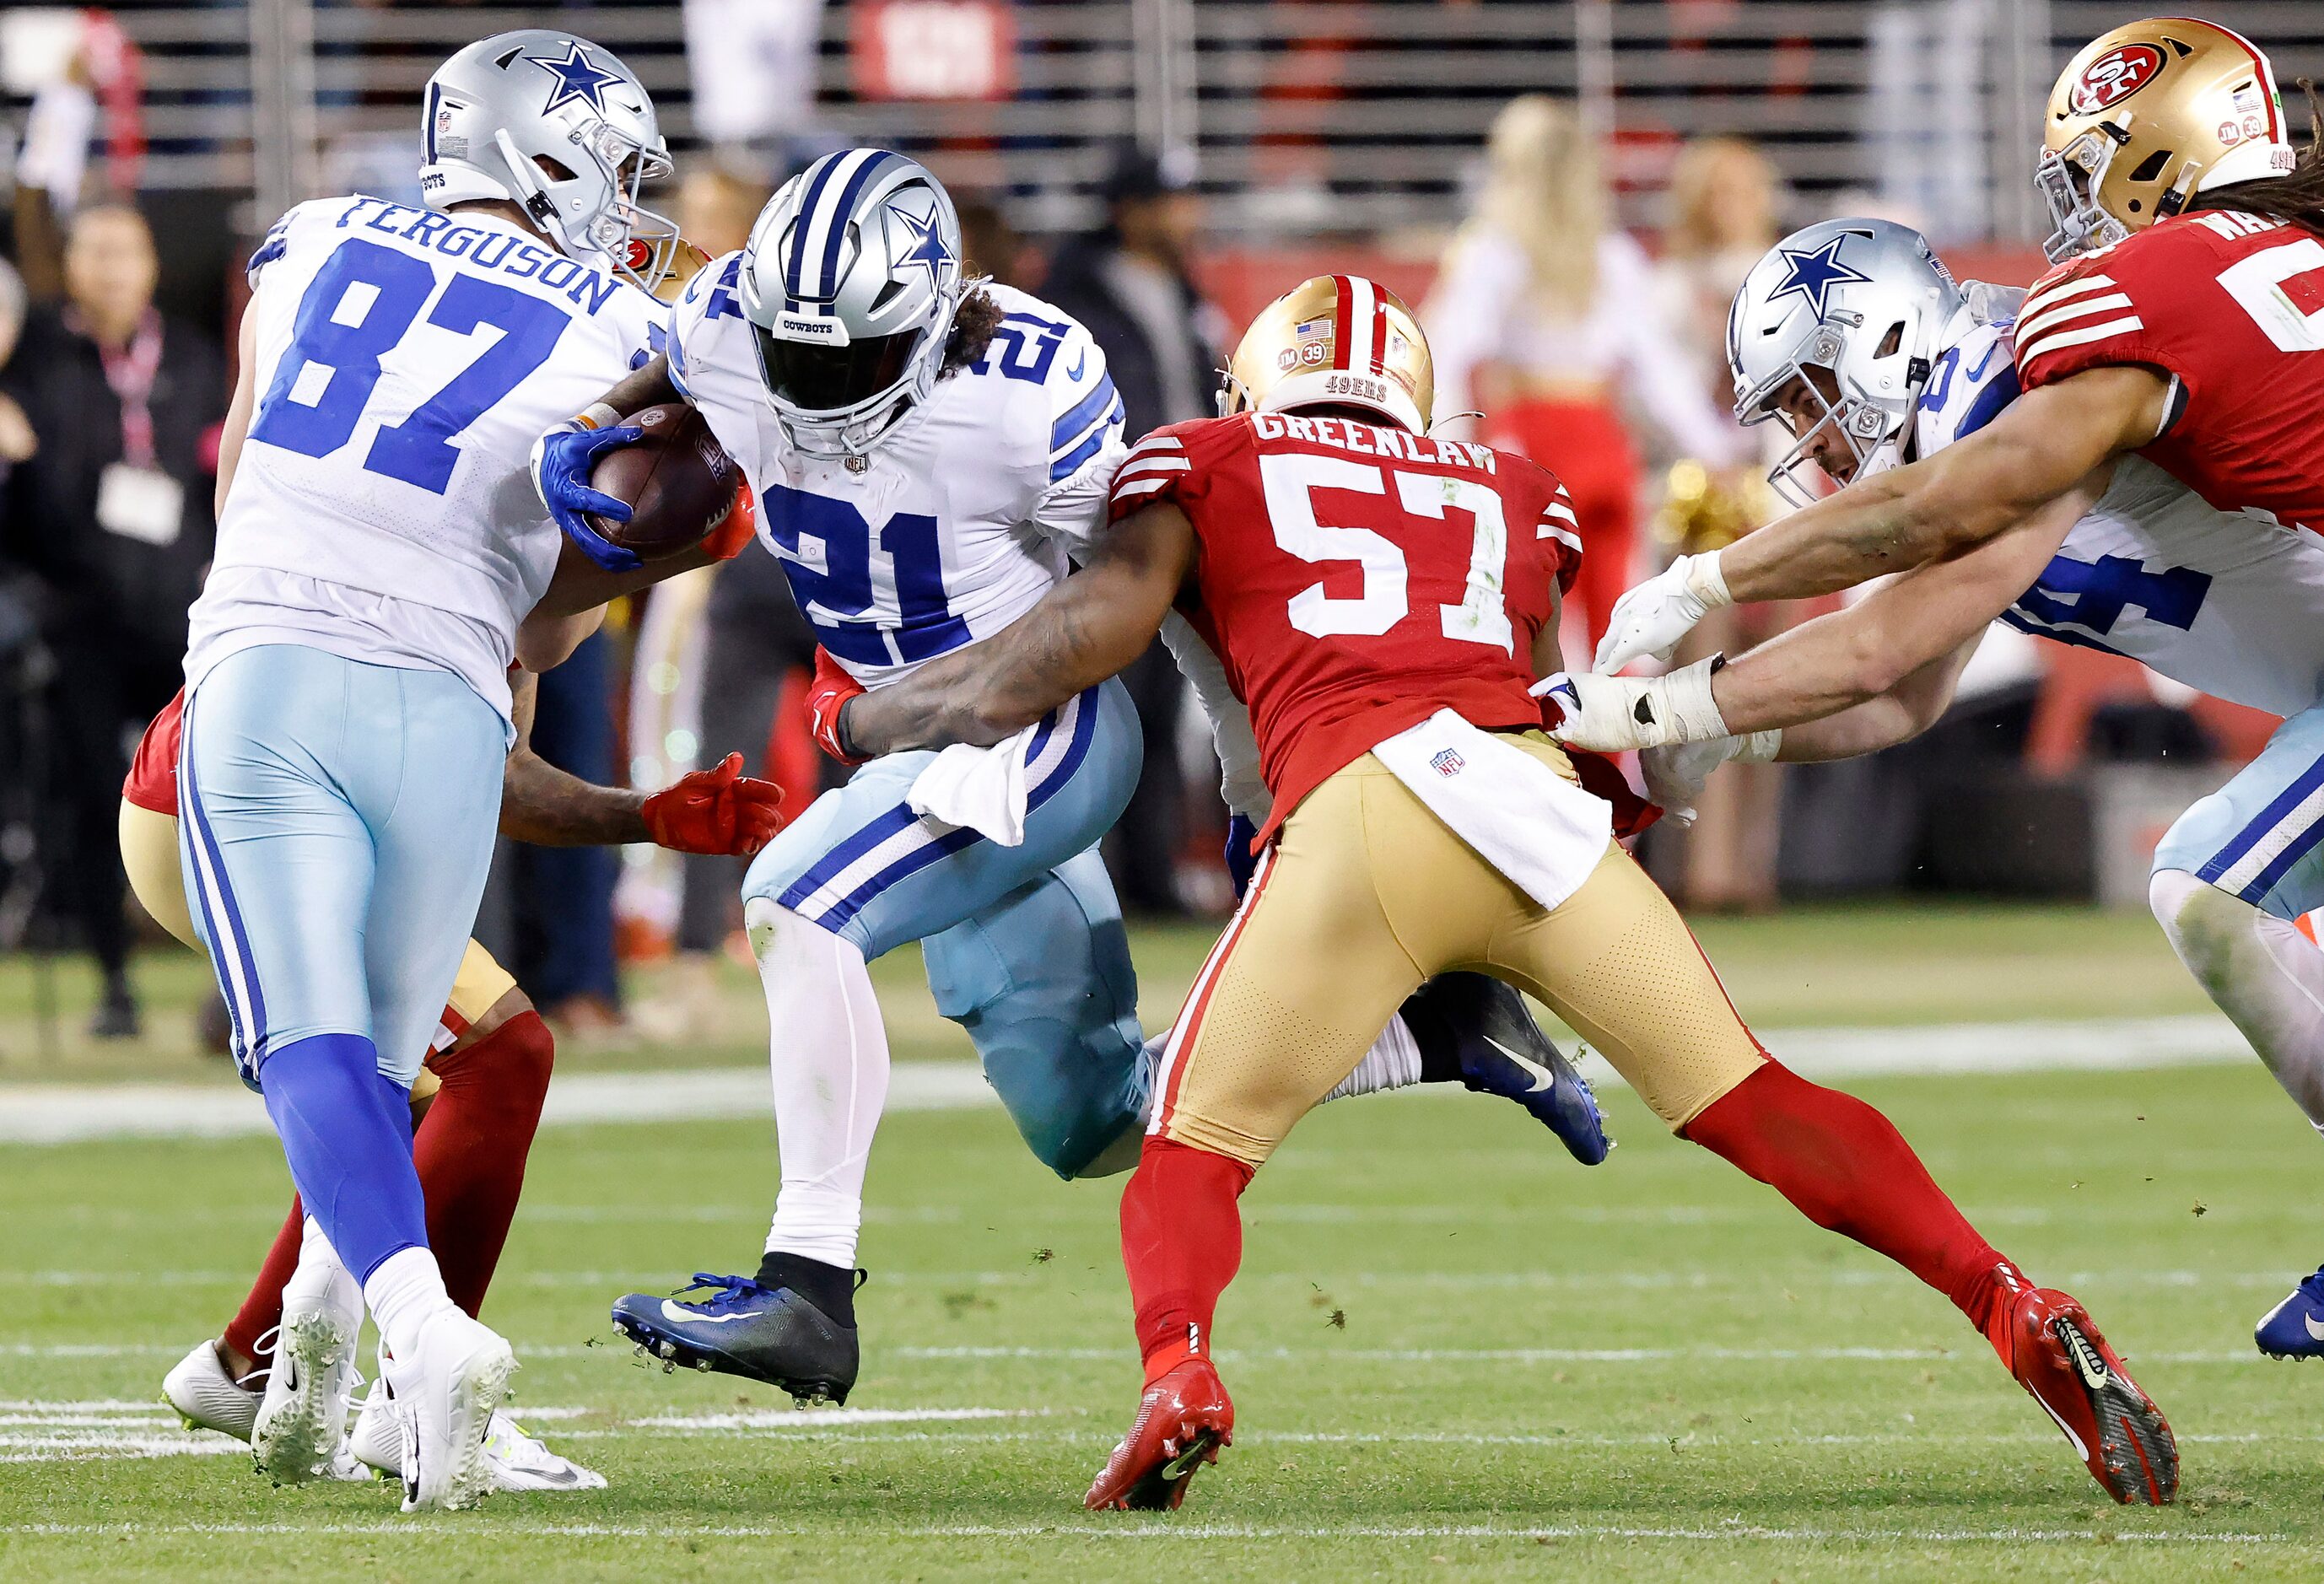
[180,31,721,1510]
[1544,217,2324,1355]
[534,151,1613,1405]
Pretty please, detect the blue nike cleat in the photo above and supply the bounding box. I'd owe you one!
[2256,1265,2324,1359]
[1399,972,1612,1165]
[611,1272,859,1403]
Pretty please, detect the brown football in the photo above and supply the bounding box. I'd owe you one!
[586,403,741,561]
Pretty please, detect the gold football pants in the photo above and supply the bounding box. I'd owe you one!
[1151,739,1767,1166]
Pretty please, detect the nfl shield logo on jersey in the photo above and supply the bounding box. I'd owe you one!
[1430,748,1466,778]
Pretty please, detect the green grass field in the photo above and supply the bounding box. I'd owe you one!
[5,908,2323,1580]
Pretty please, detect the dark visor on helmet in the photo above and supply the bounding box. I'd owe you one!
[753,323,924,414]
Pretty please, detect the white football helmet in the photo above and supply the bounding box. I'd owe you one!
[418,30,679,291]
[737,149,965,459]
[1726,218,1967,504]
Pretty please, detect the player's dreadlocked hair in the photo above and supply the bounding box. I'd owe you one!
[939,287,1005,380]
[2187,78,2324,237]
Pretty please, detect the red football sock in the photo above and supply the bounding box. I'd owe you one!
[223,1201,305,1369]
[1681,1062,2026,1358]
[410,1010,556,1319]
[1120,1138,1256,1382]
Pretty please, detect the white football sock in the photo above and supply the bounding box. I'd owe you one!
[363,1247,456,1364]
[748,897,891,1270]
[288,1216,361,1321]
[1323,1015,1425,1102]
[2153,868,2324,1135]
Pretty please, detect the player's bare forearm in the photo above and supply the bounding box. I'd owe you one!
[1771,644,1978,761]
[1717,368,2165,603]
[1710,480,2089,734]
[844,503,1197,756]
[497,671,650,844]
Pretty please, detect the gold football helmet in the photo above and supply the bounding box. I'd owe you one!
[1220,274,1434,433]
[2037,16,2295,261]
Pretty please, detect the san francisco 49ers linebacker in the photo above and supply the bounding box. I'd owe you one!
[839,274,2178,1511]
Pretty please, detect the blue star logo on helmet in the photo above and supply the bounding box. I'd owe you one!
[892,204,953,291]
[532,40,626,117]
[1767,234,1872,320]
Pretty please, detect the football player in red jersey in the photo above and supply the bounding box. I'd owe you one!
[1568,17,2324,1357]
[836,275,2177,1510]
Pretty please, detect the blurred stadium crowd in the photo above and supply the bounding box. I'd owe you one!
[0,0,2316,1045]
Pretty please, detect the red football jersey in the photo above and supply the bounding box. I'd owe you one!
[122,688,186,816]
[2015,210,2324,533]
[1108,410,1579,839]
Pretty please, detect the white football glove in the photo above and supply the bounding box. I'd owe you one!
[1637,731,1783,827]
[1592,552,1734,672]
[1534,658,1733,754]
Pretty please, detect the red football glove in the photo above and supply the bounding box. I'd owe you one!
[806,647,868,767]
[701,481,758,561]
[639,752,786,856]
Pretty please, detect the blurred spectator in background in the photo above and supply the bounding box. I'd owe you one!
[1426,96,1746,657]
[513,631,626,1037]
[1042,141,1224,915]
[957,192,1032,291]
[1650,136,1792,912]
[686,0,827,169]
[4,202,220,1036]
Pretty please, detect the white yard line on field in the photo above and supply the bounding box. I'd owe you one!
[0,1013,2257,1145]
[0,1519,2299,1544]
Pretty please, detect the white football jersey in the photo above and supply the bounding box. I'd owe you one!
[666,261,1126,685]
[188,196,663,720]
[1913,320,2324,718]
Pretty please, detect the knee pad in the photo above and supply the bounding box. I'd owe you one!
[2152,866,2237,990]
[921,857,1146,1180]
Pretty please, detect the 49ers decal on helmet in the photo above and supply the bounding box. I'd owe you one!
[2069,43,2165,115]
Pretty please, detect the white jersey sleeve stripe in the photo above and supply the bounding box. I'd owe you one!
[1117,455,1192,478]
[2021,272,2120,321]
[1112,475,1175,500]
[2016,292,2138,345]
[2018,315,2147,366]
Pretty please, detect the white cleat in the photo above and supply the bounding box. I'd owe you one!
[351,1367,602,1493]
[381,1307,517,1512]
[162,1339,262,1441]
[250,1306,359,1484]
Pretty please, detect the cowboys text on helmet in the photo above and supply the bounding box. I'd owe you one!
[736,149,965,460]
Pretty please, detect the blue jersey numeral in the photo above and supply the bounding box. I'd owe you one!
[977,312,1069,385]
[2009,553,2211,646]
[249,237,572,495]
[761,482,971,665]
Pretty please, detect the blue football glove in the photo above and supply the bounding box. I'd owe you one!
[1224,812,1259,901]
[532,422,647,572]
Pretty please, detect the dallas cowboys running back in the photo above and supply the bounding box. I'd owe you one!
[533,151,1610,1405]
[180,30,676,1510]
[1550,216,2324,1357]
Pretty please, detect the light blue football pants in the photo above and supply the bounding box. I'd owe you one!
[742,679,1149,1177]
[2156,698,2324,919]
[178,644,504,1091]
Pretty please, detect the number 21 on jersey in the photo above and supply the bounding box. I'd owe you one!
[248,237,572,494]
[1259,452,1524,653]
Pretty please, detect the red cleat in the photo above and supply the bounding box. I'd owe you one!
[1084,1357,1235,1511]
[2004,1286,2177,1504]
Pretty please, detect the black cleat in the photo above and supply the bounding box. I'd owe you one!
[1401,972,1611,1165]
[611,1272,859,1404]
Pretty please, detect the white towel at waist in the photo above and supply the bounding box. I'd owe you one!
[1369,709,1613,912]
[906,725,1037,846]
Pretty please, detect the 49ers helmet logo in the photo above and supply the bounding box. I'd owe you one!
[2069,43,2165,115]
